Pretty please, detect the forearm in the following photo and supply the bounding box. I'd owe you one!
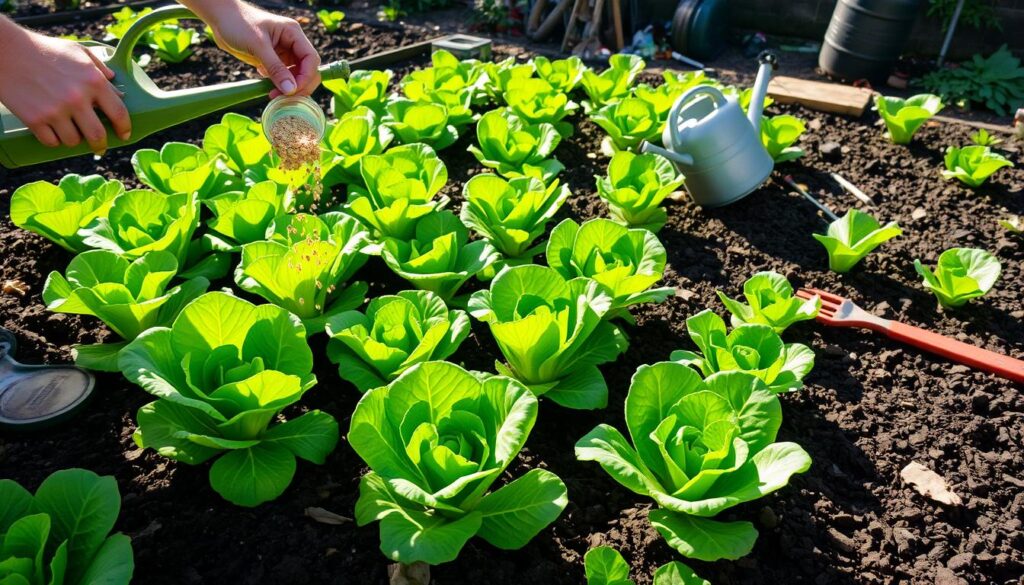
[0,17,34,72]
[176,0,249,26]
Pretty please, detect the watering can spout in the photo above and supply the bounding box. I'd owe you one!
[746,50,777,131]
[641,141,694,166]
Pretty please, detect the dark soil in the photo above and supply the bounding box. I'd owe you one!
[2,5,1023,585]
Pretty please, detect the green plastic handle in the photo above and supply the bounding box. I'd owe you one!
[109,5,197,73]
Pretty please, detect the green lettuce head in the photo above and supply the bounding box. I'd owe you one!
[467,109,563,183]
[10,174,124,252]
[350,361,568,564]
[384,98,459,150]
[202,112,273,180]
[324,69,393,116]
[203,181,291,251]
[579,54,645,112]
[589,97,662,155]
[323,107,394,187]
[504,78,578,137]
[914,247,1001,309]
[131,142,237,199]
[596,151,684,233]
[532,55,585,93]
[717,271,820,333]
[80,190,199,266]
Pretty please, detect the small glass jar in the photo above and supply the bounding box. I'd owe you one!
[261,95,327,142]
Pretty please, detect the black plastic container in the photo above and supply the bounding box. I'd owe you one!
[818,0,923,81]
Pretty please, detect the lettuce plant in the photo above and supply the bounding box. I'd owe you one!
[717,271,820,333]
[546,218,673,318]
[346,143,449,240]
[468,264,628,409]
[576,363,812,561]
[914,247,1001,309]
[42,250,208,371]
[132,142,236,199]
[504,78,578,137]
[236,212,370,331]
[590,97,662,155]
[580,54,645,112]
[105,6,154,40]
[203,181,290,251]
[460,174,570,267]
[147,23,198,63]
[532,55,585,93]
[379,210,499,301]
[467,109,563,182]
[10,174,123,252]
[874,94,944,144]
[813,209,902,273]
[401,50,480,128]
[969,128,1002,147]
[670,310,814,393]
[585,546,708,585]
[80,190,199,266]
[350,361,568,564]
[203,112,273,180]
[325,290,470,392]
[0,469,133,585]
[383,98,459,150]
[317,8,345,32]
[482,62,536,104]
[324,69,393,117]
[633,82,687,130]
[121,292,338,507]
[596,151,684,233]
[662,69,717,92]
[323,108,394,187]
[760,115,806,163]
[941,145,1014,188]
[722,86,773,113]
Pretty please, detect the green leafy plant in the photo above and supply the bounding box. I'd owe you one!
[580,54,645,112]
[589,97,662,155]
[468,264,628,409]
[379,210,499,301]
[467,109,563,182]
[203,181,290,251]
[633,82,687,130]
[236,212,370,331]
[482,61,536,104]
[346,143,449,240]
[325,290,469,392]
[42,250,208,371]
[316,8,345,32]
[79,190,199,266]
[460,174,570,268]
[546,218,673,319]
[927,0,1001,31]
[717,271,820,333]
[323,69,393,116]
[576,363,812,561]
[0,469,133,585]
[532,56,585,93]
[596,151,684,233]
[669,310,814,393]
[812,209,902,273]
[584,546,708,585]
[760,114,806,163]
[203,112,273,180]
[401,50,480,128]
[350,360,568,564]
[999,215,1021,234]
[941,145,1014,188]
[105,6,155,41]
[146,24,198,64]
[322,107,394,187]
[505,79,578,137]
[383,98,459,150]
[120,292,338,507]
[10,174,124,252]
[913,247,1001,308]
[0,0,15,14]
[132,142,235,199]
[874,94,944,144]
[969,128,1003,147]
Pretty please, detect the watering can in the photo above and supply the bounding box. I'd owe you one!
[642,51,777,207]
[0,5,351,169]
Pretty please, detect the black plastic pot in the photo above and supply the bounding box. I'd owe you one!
[818,0,923,81]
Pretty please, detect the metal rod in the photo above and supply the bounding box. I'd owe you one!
[830,172,874,207]
[784,176,840,222]
[937,0,965,66]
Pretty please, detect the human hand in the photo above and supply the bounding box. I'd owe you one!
[195,0,321,98]
[0,26,131,153]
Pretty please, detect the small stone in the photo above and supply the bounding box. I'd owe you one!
[947,553,973,571]
[911,207,927,220]
[758,506,778,529]
[820,141,842,159]
[934,567,960,585]
[827,527,857,553]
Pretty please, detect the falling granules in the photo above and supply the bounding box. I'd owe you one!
[268,114,323,210]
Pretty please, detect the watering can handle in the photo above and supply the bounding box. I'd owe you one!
[666,85,727,149]
[108,5,197,73]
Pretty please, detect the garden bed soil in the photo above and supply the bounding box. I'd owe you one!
[1,6,1023,585]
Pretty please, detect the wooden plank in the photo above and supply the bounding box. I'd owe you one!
[767,76,873,117]
[611,0,624,50]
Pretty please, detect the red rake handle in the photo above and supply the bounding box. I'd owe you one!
[885,321,1024,383]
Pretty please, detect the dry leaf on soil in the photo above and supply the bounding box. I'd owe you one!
[304,506,352,525]
[900,461,963,506]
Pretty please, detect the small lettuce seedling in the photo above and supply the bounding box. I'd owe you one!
[999,215,1022,234]
[147,23,198,63]
[43,250,208,371]
[323,69,393,116]
[105,6,154,40]
[236,213,370,331]
[670,309,815,393]
[316,8,345,32]
[323,107,394,187]
[121,292,338,507]
[589,97,662,155]
[576,363,811,561]
[941,145,1014,188]
[379,210,499,301]
[717,271,820,333]
[325,290,470,392]
[813,209,902,273]
[970,128,1002,147]
[80,190,199,266]
[596,151,685,233]
[350,361,567,564]
[383,98,459,150]
[874,94,944,144]
[914,247,1001,309]
[204,181,290,250]
[760,114,807,163]
[203,112,273,179]
[505,78,578,137]
[546,218,674,318]
[580,54,645,113]
[468,264,628,410]
[10,174,124,252]
[468,109,563,182]
[0,469,133,585]
[584,546,709,585]
[132,142,237,198]
[532,55,585,93]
